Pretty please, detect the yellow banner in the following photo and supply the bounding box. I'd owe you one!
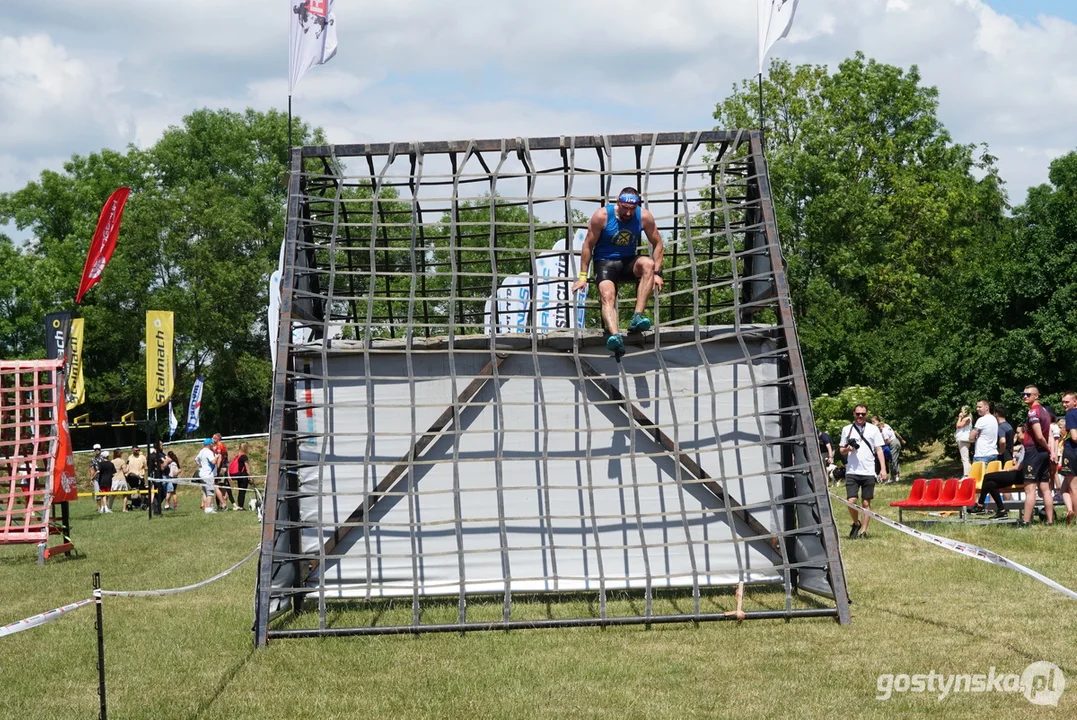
[66,318,85,410]
[146,311,175,410]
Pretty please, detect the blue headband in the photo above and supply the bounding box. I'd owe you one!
[618,193,641,205]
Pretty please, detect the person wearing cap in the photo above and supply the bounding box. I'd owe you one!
[90,444,105,513]
[571,186,664,356]
[195,438,221,513]
[97,451,117,513]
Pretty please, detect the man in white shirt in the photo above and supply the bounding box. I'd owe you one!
[968,399,999,468]
[196,438,220,514]
[839,404,888,539]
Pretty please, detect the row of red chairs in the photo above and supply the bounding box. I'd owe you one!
[889,477,977,509]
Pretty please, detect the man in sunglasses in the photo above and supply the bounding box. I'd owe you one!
[839,404,888,539]
[1019,385,1054,526]
[571,187,664,356]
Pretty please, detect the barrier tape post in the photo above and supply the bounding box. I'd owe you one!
[93,572,107,720]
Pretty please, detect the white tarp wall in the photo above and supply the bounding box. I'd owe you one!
[290,330,786,599]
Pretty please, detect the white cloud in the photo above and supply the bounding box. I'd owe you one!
[0,0,1075,215]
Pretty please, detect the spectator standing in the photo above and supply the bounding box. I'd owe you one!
[839,405,888,540]
[196,438,219,514]
[995,408,1015,464]
[163,451,181,510]
[873,417,905,484]
[818,430,834,481]
[110,450,129,512]
[213,433,235,511]
[1019,386,1054,526]
[1061,392,1077,525]
[90,444,105,514]
[97,451,116,514]
[969,400,1000,469]
[955,406,973,477]
[231,441,252,511]
[147,440,165,514]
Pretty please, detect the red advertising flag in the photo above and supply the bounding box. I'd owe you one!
[52,392,78,504]
[75,187,131,304]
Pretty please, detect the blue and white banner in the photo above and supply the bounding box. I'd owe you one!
[185,376,204,434]
[484,230,589,335]
[168,399,178,438]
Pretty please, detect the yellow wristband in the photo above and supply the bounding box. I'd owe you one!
[578,272,588,281]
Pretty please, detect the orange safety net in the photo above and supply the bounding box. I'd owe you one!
[0,359,64,545]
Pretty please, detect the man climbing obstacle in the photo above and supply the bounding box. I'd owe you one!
[570,187,664,355]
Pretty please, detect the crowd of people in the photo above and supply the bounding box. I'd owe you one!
[88,434,255,516]
[825,385,1077,538]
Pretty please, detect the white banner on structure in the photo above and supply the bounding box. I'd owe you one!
[484,230,589,335]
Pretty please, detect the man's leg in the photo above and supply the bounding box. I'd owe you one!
[860,499,871,535]
[631,257,655,315]
[1039,481,1054,523]
[1022,482,1037,523]
[598,280,619,335]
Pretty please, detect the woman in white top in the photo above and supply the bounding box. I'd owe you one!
[955,406,973,478]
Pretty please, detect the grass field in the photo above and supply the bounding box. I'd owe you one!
[2,447,1075,719]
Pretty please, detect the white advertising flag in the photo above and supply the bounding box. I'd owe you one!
[758,0,800,74]
[168,399,178,438]
[289,0,338,93]
[185,376,204,435]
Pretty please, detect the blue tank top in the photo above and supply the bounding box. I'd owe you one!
[594,204,642,260]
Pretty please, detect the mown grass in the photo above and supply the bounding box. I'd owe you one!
[2,475,1075,719]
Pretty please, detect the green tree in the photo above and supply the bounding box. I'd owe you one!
[713,54,1008,444]
[0,108,322,438]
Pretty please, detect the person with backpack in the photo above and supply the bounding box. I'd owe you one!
[839,404,888,540]
[229,441,252,511]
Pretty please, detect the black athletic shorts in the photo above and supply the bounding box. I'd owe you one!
[1020,448,1050,485]
[594,256,642,284]
[845,473,876,501]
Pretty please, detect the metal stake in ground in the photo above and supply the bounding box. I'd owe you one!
[93,572,107,720]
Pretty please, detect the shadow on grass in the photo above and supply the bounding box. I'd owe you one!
[270,583,835,633]
[187,646,256,720]
[869,602,1075,677]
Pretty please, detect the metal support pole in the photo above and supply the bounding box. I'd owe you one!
[93,572,107,720]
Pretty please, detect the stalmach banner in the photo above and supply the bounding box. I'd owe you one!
[185,376,204,434]
[44,311,72,362]
[65,318,85,410]
[75,187,131,304]
[146,311,175,410]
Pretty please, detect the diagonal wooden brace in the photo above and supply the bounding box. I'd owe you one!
[575,355,782,555]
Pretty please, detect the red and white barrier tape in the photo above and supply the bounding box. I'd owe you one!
[831,494,1077,601]
[0,544,261,638]
[0,598,93,639]
[99,544,260,598]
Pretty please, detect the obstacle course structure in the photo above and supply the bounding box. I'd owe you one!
[255,130,849,645]
[0,359,77,563]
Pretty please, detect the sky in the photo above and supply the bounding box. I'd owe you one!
[2,0,1077,242]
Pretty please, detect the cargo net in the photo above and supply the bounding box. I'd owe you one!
[1,360,61,546]
[256,131,850,642]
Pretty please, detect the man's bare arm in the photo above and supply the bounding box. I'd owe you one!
[641,210,663,270]
[571,209,606,292]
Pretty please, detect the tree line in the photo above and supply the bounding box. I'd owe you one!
[1,53,1074,449]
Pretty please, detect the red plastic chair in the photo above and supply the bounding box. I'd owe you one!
[932,478,959,506]
[917,478,944,507]
[890,478,926,507]
[953,478,977,506]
